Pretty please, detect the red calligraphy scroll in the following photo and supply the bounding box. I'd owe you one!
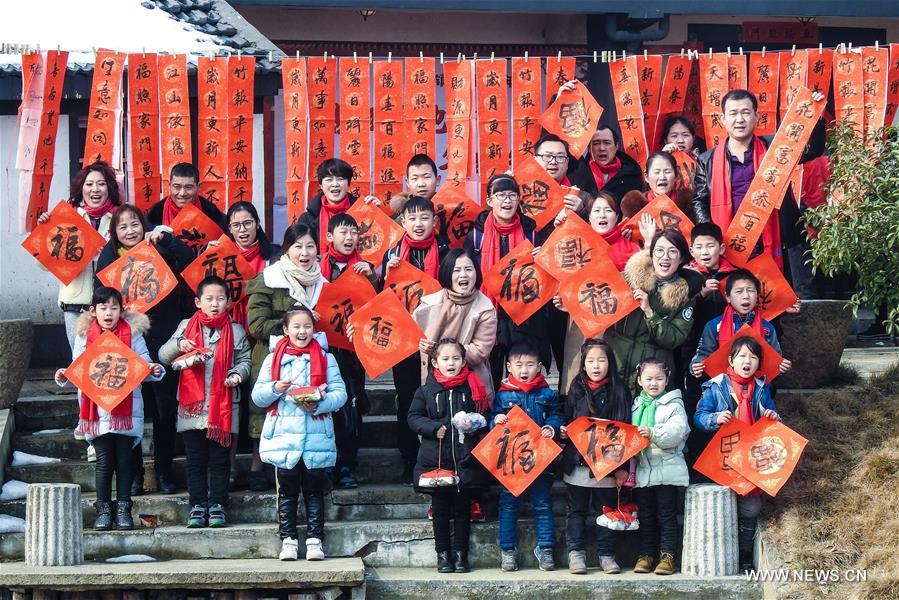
[512,154,566,230]
[545,56,576,100]
[701,324,783,383]
[83,50,125,166]
[158,54,192,181]
[282,57,309,222]
[385,260,442,313]
[404,58,437,164]
[432,186,480,249]
[21,200,106,285]
[656,55,691,149]
[346,201,405,266]
[64,331,152,414]
[373,60,405,204]
[338,57,372,201]
[565,416,649,480]
[745,252,798,321]
[483,240,559,325]
[511,57,542,166]
[557,258,638,338]
[181,235,257,303]
[308,56,337,198]
[862,46,889,139]
[693,420,756,495]
[636,54,663,153]
[885,44,899,127]
[779,51,808,123]
[728,417,807,497]
[227,55,255,208]
[314,269,376,351]
[610,57,649,169]
[168,202,224,254]
[541,82,604,159]
[683,58,705,139]
[443,59,473,188]
[197,56,229,211]
[349,290,425,378]
[620,193,694,245]
[833,49,865,135]
[534,213,609,277]
[699,53,729,148]
[127,53,161,212]
[748,52,780,136]
[806,49,834,101]
[97,240,178,314]
[728,54,747,90]
[477,59,510,199]
[472,405,562,497]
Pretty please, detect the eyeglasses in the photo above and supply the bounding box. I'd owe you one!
[535,153,568,164]
[229,220,256,231]
[491,192,520,201]
[652,247,681,259]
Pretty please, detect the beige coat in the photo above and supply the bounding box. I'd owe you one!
[412,290,498,399]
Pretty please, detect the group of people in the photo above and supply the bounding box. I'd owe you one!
[42,85,820,574]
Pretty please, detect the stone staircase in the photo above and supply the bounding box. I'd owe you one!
[1,369,762,598]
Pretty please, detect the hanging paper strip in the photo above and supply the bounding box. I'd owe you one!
[157,54,192,182]
[655,55,691,149]
[338,57,372,201]
[545,56,576,102]
[748,52,780,136]
[127,53,161,212]
[833,49,865,136]
[373,60,404,205]
[779,50,807,123]
[699,53,729,149]
[196,56,228,211]
[861,46,889,139]
[728,54,748,90]
[806,49,834,101]
[610,56,648,170]
[404,57,437,164]
[684,58,705,139]
[443,59,473,188]
[511,57,542,167]
[307,56,337,199]
[83,50,125,167]
[281,57,309,223]
[885,44,899,127]
[227,55,255,209]
[16,52,44,173]
[636,54,663,152]
[476,59,509,199]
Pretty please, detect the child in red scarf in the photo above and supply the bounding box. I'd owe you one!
[298,158,362,249]
[159,276,252,529]
[490,343,563,573]
[55,287,164,532]
[251,306,348,562]
[693,336,780,571]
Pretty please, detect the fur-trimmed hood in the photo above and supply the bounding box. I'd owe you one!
[623,250,702,312]
[75,310,151,337]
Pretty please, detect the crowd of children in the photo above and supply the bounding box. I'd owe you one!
[48,86,807,575]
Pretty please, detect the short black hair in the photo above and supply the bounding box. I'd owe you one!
[486,174,519,196]
[645,151,678,175]
[328,212,359,233]
[170,162,200,183]
[534,133,570,156]
[729,336,764,363]
[282,306,316,330]
[196,275,229,298]
[659,115,696,142]
[406,153,438,177]
[91,286,123,308]
[438,248,483,291]
[506,342,541,363]
[691,222,723,244]
[637,356,669,377]
[282,222,318,251]
[401,195,435,216]
[316,158,353,182]
[649,230,691,267]
[725,269,761,296]
[429,337,467,362]
[721,89,758,112]
[594,123,621,146]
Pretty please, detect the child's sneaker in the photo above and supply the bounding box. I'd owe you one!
[279,537,298,561]
[568,550,587,574]
[305,537,325,561]
[534,547,555,571]
[187,505,207,528]
[599,554,621,574]
[470,500,485,523]
[337,467,358,489]
[207,504,226,528]
[654,552,676,575]
[500,549,518,572]
[633,555,656,573]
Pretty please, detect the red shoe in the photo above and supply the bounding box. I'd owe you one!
[427,505,433,520]
[470,500,485,523]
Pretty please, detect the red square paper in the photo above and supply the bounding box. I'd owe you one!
[169,202,223,254]
[181,235,257,303]
[727,417,807,497]
[315,270,376,351]
[97,240,179,313]
[483,240,558,326]
[693,420,756,496]
[21,201,106,285]
[432,186,481,249]
[385,260,442,313]
[64,330,152,413]
[565,416,649,480]
[702,324,783,383]
[557,259,639,338]
[349,290,425,378]
[534,213,610,277]
[347,201,406,266]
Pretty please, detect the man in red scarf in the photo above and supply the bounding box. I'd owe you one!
[568,125,643,202]
[147,162,227,234]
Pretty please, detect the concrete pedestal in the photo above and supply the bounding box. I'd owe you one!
[682,483,738,576]
[25,483,83,566]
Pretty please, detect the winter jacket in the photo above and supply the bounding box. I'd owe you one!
[568,151,644,202]
[690,310,781,368]
[605,251,703,388]
[490,383,563,435]
[631,389,690,488]
[694,374,778,433]
[41,206,112,308]
[298,191,358,235]
[62,311,164,443]
[146,196,227,231]
[158,319,252,434]
[379,234,451,289]
[407,373,489,492]
[251,349,347,470]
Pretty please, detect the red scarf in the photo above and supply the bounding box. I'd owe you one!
[710,137,782,268]
[726,367,756,426]
[399,234,439,278]
[480,213,525,294]
[718,304,764,347]
[590,157,621,188]
[318,196,351,250]
[161,196,189,226]
[500,373,549,394]
[231,242,266,334]
[178,311,235,447]
[689,256,736,276]
[433,365,490,413]
[560,175,572,187]
[586,376,609,391]
[77,319,134,437]
[320,244,362,282]
[600,226,641,271]
[83,199,115,220]
[268,336,327,416]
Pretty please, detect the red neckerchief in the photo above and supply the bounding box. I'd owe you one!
[586,376,609,391]
[433,365,489,413]
[161,196,189,226]
[688,256,736,276]
[500,373,549,394]
[318,196,351,250]
[83,199,115,220]
[77,319,133,437]
[480,212,525,295]
[560,175,572,187]
[231,242,266,335]
[718,304,764,346]
[590,157,622,187]
[399,234,439,278]
[320,244,362,282]
[601,225,641,271]
[726,367,756,426]
[268,337,327,417]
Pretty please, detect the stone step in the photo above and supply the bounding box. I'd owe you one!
[364,567,761,599]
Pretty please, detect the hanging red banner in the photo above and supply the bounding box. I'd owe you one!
[511,57,542,165]
[862,46,889,139]
[227,55,255,209]
[806,49,834,101]
[83,50,125,166]
[404,57,437,164]
[779,50,807,123]
[728,54,747,90]
[373,60,405,203]
[699,53,729,149]
[338,57,372,201]
[541,82,604,159]
[655,55,691,149]
[443,59,474,187]
[545,56,576,101]
[885,44,899,127]
[833,49,865,135]
[476,59,510,199]
[127,53,161,212]
[307,56,337,198]
[636,54,663,153]
[565,416,649,481]
[684,58,705,139]
[748,52,780,136]
[197,56,229,211]
[610,56,649,170]
[158,54,192,182]
[282,57,309,223]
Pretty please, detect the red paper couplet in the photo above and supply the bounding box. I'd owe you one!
[693,420,756,496]
[168,202,224,254]
[779,50,808,123]
[565,416,650,480]
[307,56,337,199]
[701,324,783,383]
[346,201,406,266]
[748,51,780,136]
[610,56,649,169]
[282,57,309,221]
[97,240,179,314]
[545,56,576,101]
[197,56,229,211]
[158,54,192,181]
[64,330,152,414]
[472,405,562,497]
[884,44,899,127]
[127,53,161,212]
[385,260,442,314]
[181,235,258,303]
[806,49,834,101]
[315,269,376,351]
[728,54,748,90]
[727,417,807,497]
[511,56,543,166]
[442,59,474,188]
[699,53,729,148]
[338,57,372,200]
[556,259,639,338]
[512,154,567,230]
[833,49,865,136]
[227,55,255,208]
[476,59,510,199]
[21,200,107,285]
[83,49,125,166]
[373,60,405,203]
[432,186,480,249]
[861,46,889,140]
[534,213,609,277]
[349,290,425,378]
[483,240,559,326]
[636,54,663,152]
[404,58,437,164]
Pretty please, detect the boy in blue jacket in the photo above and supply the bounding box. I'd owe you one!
[490,343,563,573]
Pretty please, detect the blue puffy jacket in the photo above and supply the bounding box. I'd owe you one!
[693,373,778,433]
[490,381,564,438]
[691,311,781,367]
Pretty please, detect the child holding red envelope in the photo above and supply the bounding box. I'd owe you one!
[55,287,165,531]
[693,336,780,572]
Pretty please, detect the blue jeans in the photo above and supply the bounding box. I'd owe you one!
[498,473,555,550]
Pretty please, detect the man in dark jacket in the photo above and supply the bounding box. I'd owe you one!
[568,125,644,202]
[146,162,227,233]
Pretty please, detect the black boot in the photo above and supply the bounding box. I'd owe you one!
[453,550,470,573]
[437,551,455,573]
[131,446,145,496]
[738,522,756,571]
[94,501,113,531]
[277,497,299,541]
[156,471,177,494]
[115,500,134,530]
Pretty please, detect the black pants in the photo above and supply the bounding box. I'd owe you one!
[393,355,422,470]
[182,429,230,507]
[566,484,618,555]
[93,433,136,503]
[333,349,368,471]
[276,461,327,540]
[431,489,472,553]
[636,485,681,556]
